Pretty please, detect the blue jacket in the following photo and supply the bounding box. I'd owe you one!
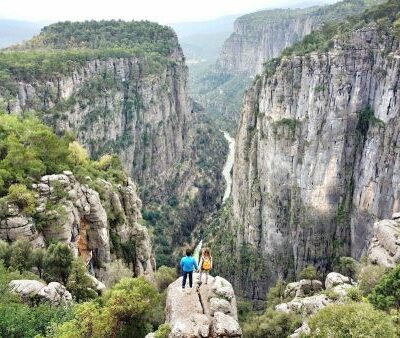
[180,256,198,272]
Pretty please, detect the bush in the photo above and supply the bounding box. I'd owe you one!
[43,242,74,284]
[267,278,286,308]
[9,239,33,272]
[55,276,160,338]
[154,323,171,338]
[308,303,396,337]
[333,256,359,279]
[368,263,400,311]
[299,265,318,280]
[66,258,97,302]
[101,259,132,288]
[154,266,177,292]
[7,184,37,214]
[347,287,363,302]
[68,141,89,166]
[242,308,302,338]
[357,263,387,296]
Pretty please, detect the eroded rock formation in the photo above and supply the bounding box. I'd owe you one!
[0,171,155,277]
[367,215,400,267]
[150,274,242,338]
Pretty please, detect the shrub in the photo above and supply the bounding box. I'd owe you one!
[68,141,89,166]
[347,287,363,302]
[101,259,132,288]
[43,242,74,284]
[299,265,318,280]
[55,277,160,338]
[154,266,177,292]
[154,323,171,338]
[7,184,37,214]
[333,256,359,279]
[9,239,33,272]
[308,303,396,337]
[267,278,286,308]
[242,308,302,338]
[368,263,400,311]
[66,258,98,302]
[357,264,387,296]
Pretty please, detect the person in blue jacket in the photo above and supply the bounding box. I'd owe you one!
[180,249,198,289]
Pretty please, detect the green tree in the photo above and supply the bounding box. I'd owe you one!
[0,239,11,267]
[299,265,318,280]
[31,248,46,278]
[43,242,74,284]
[9,239,33,272]
[267,278,286,308]
[66,258,97,302]
[308,303,396,337]
[68,141,89,166]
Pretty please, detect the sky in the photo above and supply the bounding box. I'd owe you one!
[0,0,338,24]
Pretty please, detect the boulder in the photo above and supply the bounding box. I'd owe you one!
[367,219,400,267]
[210,297,232,315]
[9,280,46,298]
[284,279,323,298]
[325,272,353,289]
[163,274,241,337]
[87,274,107,294]
[210,312,242,337]
[37,282,72,305]
[9,280,72,305]
[290,322,310,338]
[275,294,331,316]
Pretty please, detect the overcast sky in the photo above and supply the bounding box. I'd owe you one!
[0,0,338,24]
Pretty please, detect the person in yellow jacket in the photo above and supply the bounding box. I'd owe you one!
[198,248,212,285]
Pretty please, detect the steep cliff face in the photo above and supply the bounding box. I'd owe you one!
[2,22,191,201]
[191,0,382,129]
[218,0,382,75]
[226,11,400,299]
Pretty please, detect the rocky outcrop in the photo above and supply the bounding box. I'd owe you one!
[0,171,155,278]
[276,272,354,316]
[218,0,380,75]
[284,279,323,298]
[9,279,72,305]
[325,272,354,290]
[367,217,400,267]
[156,274,241,338]
[229,24,400,298]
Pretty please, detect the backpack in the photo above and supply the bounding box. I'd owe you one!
[202,257,212,270]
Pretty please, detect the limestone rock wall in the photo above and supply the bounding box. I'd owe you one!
[0,171,155,278]
[230,26,400,298]
[218,1,379,76]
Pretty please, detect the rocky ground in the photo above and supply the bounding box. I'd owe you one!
[147,273,242,338]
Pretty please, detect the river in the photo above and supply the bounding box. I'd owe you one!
[221,131,235,203]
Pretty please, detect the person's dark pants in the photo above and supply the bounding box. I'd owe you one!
[182,271,193,288]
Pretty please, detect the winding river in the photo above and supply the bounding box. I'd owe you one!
[221,131,235,203]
